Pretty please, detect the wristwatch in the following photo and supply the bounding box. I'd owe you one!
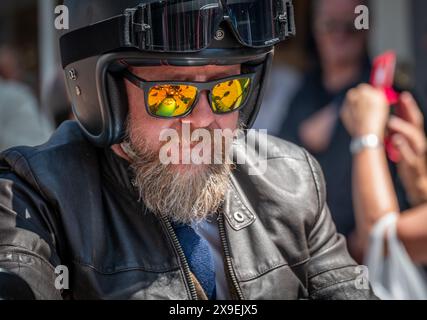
[350,134,382,155]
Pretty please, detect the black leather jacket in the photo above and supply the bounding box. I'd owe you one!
[0,121,377,300]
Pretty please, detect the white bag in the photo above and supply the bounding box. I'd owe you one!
[364,213,427,300]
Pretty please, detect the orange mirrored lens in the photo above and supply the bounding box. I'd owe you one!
[211,78,251,113]
[148,85,197,117]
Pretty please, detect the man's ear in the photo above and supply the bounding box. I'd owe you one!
[111,144,131,162]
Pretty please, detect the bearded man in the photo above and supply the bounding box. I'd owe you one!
[0,0,377,300]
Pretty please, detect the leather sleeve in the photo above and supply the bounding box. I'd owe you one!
[0,166,63,300]
[303,150,379,300]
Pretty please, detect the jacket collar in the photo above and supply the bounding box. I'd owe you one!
[99,147,139,198]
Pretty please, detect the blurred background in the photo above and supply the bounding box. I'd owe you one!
[1,0,427,258]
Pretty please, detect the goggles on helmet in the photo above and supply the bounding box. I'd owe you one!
[60,0,295,67]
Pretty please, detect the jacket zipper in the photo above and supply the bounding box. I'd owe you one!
[160,216,198,300]
[159,212,243,300]
[217,212,244,300]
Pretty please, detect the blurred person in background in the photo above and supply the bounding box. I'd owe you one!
[251,43,302,136]
[0,44,53,151]
[342,85,427,263]
[0,45,24,81]
[251,0,308,137]
[279,0,409,246]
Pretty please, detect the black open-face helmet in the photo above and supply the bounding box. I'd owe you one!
[60,0,296,147]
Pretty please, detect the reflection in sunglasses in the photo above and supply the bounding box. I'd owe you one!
[149,85,197,117]
[212,78,250,113]
[148,78,251,117]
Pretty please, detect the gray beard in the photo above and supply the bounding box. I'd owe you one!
[125,128,233,225]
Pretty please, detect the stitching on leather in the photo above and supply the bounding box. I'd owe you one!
[265,155,306,161]
[225,178,257,231]
[239,257,310,280]
[310,276,360,296]
[302,149,324,234]
[0,246,57,273]
[303,149,322,213]
[23,140,89,162]
[237,258,311,283]
[239,262,291,282]
[289,257,310,268]
[229,177,254,214]
[72,259,181,275]
[308,264,358,280]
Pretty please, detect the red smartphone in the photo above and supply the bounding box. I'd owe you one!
[369,51,400,162]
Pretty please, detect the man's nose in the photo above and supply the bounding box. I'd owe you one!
[181,91,215,128]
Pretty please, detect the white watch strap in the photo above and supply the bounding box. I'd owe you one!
[350,134,382,155]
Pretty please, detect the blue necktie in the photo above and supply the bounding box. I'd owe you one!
[173,223,216,299]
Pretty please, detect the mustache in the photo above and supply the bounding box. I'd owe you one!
[127,124,243,166]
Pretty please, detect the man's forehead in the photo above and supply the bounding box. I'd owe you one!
[129,64,241,81]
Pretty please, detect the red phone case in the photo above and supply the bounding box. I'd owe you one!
[370,51,400,162]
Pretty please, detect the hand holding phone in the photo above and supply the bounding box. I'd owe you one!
[370,51,400,162]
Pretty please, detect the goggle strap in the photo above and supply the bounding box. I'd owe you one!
[60,14,132,68]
